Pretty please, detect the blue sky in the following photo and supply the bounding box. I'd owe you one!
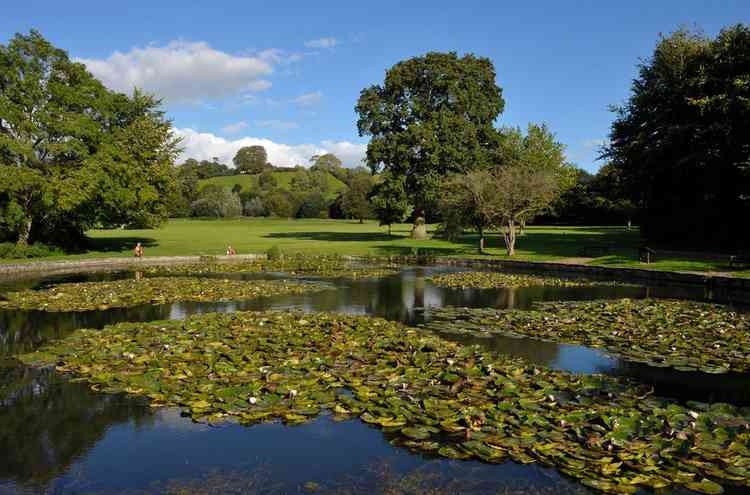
[3,1,748,171]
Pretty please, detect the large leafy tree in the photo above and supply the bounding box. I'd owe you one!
[369,172,411,236]
[439,125,573,255]
[355,52,505,230]
[341,172,374,223]
[0,30,180,246]
[233,145,269,174]
[605,25,750,248]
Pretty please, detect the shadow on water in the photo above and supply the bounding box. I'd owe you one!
[1,265,749,493]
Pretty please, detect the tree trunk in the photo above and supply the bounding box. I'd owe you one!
[388,224,392,237]
[16,216,32,247]
[503,219,516,256]
[359,217,363,224]
[478,226,485,254]
[627,219,632,231]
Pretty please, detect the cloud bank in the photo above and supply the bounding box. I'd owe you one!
[78,41,274,102]
[175,128,366,168]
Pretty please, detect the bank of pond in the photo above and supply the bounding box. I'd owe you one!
[1,260,748,494]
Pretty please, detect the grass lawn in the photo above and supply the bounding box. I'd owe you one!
[2,218,748,277]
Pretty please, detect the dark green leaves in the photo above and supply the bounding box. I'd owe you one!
[427,271,635,289]
[0,277,326,311]
[422,299,750,373]
[18,310,750,494]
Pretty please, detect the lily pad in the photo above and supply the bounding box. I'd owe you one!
[427,271,637,289]
[0,277,327,312]
[422,299,750,373]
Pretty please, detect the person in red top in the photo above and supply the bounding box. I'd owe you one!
[226,245,237,256]
[133,242,144,257]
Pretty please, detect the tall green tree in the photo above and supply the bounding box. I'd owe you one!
[369,173,411,236]
[341,173,374,223]
[355,52,505,232]
[0,30,180,246]
[605,25,750,248]
[309,153,342,173]
[233,145,269,174]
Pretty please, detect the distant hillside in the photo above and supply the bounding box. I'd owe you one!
[198,169,348,200]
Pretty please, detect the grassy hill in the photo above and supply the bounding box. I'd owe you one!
[198,169,348,199]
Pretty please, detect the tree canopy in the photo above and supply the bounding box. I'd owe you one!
[0,30,180,246]
[355,52,505,219]
[233,145,270,174]
[605,24,750,248]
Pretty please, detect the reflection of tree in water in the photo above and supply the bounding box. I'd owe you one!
[0,305,173,356]
[0,363,154,489]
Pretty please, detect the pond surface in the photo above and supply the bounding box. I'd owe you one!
[0,266,748,494]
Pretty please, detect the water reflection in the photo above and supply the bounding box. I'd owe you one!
[1,266,749,493]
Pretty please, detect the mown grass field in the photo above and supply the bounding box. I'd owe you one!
[3,218,748,277]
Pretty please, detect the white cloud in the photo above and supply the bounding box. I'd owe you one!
[257,48,303,65]
[254,120,299,130]
[221,121,248,135]
[174,128,366,168]
[291,91,322,106]
[304,37,338,49]
[78,41,274,103]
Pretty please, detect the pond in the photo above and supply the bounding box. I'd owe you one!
[0,265,748,494]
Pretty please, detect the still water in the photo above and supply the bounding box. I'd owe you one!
[0,266,747,494]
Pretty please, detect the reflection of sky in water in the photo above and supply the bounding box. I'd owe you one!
[1,266,749,493]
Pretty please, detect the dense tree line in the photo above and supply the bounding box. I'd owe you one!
[0,31,179,248]
[604,25,750,249]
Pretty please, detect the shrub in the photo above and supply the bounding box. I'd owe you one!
[0,242,63,259]
[243,197,266,217]
[267,245,283,260]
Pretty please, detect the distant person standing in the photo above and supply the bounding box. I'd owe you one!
[133,242,144,257]
[226,245,237,256]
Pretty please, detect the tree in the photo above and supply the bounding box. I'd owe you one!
[296,192,328,218]
[438,171,497,253]
[0,31,180,246]
[604,25,750,248]
[264,191,295,218]
[355,52,505,235]
[309,153,342,173]
[258,170,278,190]
[190,185,241,218]
[439,124,573,255]
[341,173,374,223]
[370,173,411,236]
[233,145,269,174]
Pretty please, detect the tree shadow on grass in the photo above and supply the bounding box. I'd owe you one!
[264,231,396,243]
[85,236,158,253]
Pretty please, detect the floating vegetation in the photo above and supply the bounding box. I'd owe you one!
[146,256,400,280]
[0,277,327,312]
[427,271,635,289]
[422,299,750,374]
[20,311,750,494]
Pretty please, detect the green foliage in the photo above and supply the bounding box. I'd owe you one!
[258,170,278,190]
[605,24,750,247]
[264,190,295,217]
[341,173,374,222]
[0,30,180,245]
[296,192,329,218]
[242,197,266,217]
[356,52,505,215]
[233,145,269,174]
[0,242,62,259]
[190,186,242,218]
[266,244,283,260]
[309,153,342,173]
[369,173,411,234]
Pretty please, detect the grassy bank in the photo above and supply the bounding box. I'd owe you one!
[2,218,748,277]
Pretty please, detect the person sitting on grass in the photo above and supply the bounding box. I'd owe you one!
[133,242,144,258]
[226,245,237,256]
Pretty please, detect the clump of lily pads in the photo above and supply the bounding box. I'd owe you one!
[422,299,750,374]
[20,310,750,494]
[427,271,634,289]
[0,277,327,312]
[146,256,400,280]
